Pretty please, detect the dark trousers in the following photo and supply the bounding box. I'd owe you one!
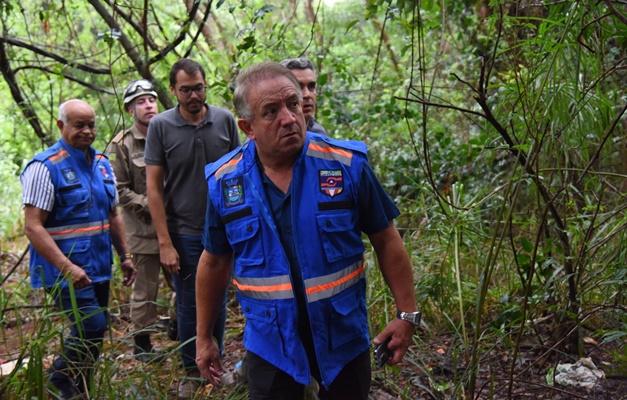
[246,349,371,400]
[47,281,110,393]
[170,234,227,372]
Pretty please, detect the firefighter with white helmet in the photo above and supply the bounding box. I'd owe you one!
[107,79,175,362]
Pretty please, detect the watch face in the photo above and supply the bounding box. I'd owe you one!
[405,312,421,326]
[397,311,421,327]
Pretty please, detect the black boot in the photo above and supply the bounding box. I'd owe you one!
[133,334,165,363]
[48,360,84,400]
[167,319,178,341]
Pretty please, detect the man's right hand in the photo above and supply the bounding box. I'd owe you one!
[160,243,180,274]
[196,334,224,386]
[64,263,92,289]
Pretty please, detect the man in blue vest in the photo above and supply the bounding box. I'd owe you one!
[21,99,137,399]
[196,62,419,399]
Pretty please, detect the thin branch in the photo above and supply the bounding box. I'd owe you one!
[603,0,627,25]
[147,1,203,65]
[88,0,174,109]
[0,35,110,75]
[1,245,29,287]
[576,103,627,186]
[395,95,487,119]
[14,66,115,94]
[102,0,159,50]
[184,0,213,58]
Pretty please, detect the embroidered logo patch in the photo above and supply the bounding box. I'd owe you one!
[98,165,110,179]
[222,177,245,208]
[61,168,78,184]
[319,170,343,197]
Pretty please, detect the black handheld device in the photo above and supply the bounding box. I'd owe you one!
[373,336,393,368]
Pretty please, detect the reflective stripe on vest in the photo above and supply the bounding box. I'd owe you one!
[46,220,110,240]
[215,153,243,180]
[233,260,364,302]
[306,141,353,166]
[305,260,365,303]
[233,275,294,300]
[48,149,70,165]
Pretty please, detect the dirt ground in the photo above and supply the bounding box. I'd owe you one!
[1,247,626,399]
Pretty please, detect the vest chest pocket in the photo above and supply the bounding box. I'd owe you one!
[225,216,265,267]
[103,180,117,197]
[316,210,365,263]
[56,187,89,220]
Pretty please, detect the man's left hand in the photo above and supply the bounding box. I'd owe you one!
[372,318,416,366]
[120,259,137,286]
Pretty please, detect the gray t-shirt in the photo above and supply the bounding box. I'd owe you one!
[145,104,241,235]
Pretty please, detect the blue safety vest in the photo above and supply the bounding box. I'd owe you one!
[206,133,370,388]
[26,139,117,288]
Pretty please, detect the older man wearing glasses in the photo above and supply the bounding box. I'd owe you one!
[145,58,241,398]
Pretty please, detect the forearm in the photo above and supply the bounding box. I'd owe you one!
[118,187,149,216]
[25,225,70,271]
[196,250,232,340]
[148,197,170,246]
[109,209,130,257]
[146,165,172,247]
[24,206,70,271]
[370,224,417,312]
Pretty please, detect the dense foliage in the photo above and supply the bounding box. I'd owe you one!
[0,0,625,398]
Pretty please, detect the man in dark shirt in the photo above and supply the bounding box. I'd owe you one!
[280,57,327,135]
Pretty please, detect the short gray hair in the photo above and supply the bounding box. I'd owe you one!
[233,62,302,120]
[58,99,95,125]
[279,57,315,73]
[58,100,73,124]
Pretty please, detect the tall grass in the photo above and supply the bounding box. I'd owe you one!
[0,268,248,399]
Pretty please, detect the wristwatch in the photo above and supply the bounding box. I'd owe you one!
[396,311,421,327]
[120,252,134,262]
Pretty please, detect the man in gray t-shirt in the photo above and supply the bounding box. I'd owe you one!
[145,58,240,398]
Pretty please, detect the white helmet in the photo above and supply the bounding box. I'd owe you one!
[123,79,157,110]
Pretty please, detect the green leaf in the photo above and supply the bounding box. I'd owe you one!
[346,19,359,34]
[546,366,554,386]
[520,238,534,253]
[255,4,276,18]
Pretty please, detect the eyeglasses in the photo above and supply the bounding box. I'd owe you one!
[177,85,207,97]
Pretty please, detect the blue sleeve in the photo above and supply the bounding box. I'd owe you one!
[358,161,400,235]
[202,193,232,254]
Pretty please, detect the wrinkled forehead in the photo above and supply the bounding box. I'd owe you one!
[66,107,95,123]
[252,76,300,104]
